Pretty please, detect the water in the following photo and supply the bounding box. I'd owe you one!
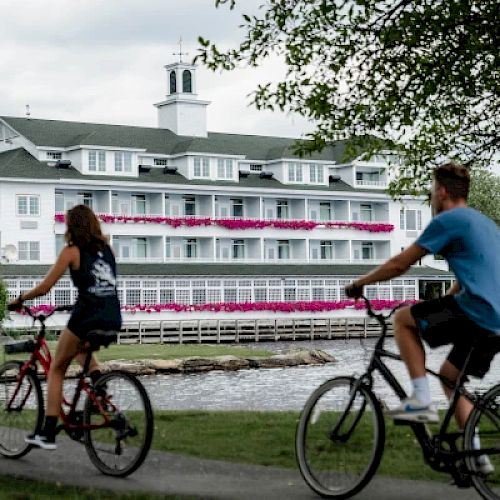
[142,338,500,411]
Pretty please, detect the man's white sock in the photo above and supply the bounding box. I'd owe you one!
[411,376,431,406]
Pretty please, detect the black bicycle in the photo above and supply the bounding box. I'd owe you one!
[296,296,500,499]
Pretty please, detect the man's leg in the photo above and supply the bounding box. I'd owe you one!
[439,360,473,429]
[394,306,426,379]
[390,307,436,420]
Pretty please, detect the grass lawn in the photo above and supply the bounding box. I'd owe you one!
[0,475,191,499]
[152,410,448,482]
[3,342,273,363]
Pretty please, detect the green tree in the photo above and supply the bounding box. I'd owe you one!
[0,279,7,324]
[197,0,499,195]
[468,169,500,225]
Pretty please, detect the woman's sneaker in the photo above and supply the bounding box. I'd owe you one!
[25,432,57,450]
[388,398,439,423]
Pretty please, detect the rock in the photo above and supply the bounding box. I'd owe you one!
[149,359,183,372]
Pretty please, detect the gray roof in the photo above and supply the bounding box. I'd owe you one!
[0,147,364,193]
[1,116,346,162]
[0,263,452,278]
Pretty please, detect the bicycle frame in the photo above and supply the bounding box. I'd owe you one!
[8,307,114,434]
[355,297,500,475]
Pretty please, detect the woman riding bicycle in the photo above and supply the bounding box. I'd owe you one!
[9,204,122,450]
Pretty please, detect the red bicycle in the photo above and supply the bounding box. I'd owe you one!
[0,304,153,477]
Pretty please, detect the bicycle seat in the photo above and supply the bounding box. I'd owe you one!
[85,330,118,349]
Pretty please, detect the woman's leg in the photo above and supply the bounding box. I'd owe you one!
[74,351,99,375]
[46,328,81,417]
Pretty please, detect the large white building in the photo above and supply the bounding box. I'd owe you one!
[0,62,452,323]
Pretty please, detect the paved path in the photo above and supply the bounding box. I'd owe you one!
[0,438,480,499]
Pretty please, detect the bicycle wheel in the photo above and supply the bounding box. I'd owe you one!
[83,370,153,477]
[464,383,500,500]
[0,361,44,458]
[296,376,385,499]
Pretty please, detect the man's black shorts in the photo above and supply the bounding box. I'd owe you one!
[410,295,499,378]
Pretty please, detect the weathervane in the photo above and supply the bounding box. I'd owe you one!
[173,37,188,63]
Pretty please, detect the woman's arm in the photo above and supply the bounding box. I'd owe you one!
[12,246,78,304]
[446,281,460,296]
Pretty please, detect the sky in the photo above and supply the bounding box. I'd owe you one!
[0,0,314,138]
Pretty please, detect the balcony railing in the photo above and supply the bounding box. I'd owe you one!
[55,213,393,233]
[355,180,387,187]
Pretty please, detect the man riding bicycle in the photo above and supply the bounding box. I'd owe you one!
[346,163,500,436]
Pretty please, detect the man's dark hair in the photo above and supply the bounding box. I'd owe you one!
[433,163,470,200]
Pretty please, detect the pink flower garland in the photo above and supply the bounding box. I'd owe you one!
[29,299,416,315]
[54,213,394,233]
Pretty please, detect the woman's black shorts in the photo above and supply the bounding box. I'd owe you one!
[410,295,499,378]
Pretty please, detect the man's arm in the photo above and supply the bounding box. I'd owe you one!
[446,281,460,295]
[349,243,429,293]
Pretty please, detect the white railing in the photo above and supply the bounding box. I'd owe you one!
[355,180,387,187]
[116,257,387,265]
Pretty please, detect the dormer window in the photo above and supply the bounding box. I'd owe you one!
[114,152,132,173]
[182,70,192,93]
[169,71,177,94]
[194,157,210,177]
[288,162,303,182]
[154,158,168,166]
[88,150,106,172]
[310,164,324,183]
[217,159,233,180]
[47,152,62,160]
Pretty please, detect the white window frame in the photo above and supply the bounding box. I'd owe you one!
[361,242,374,260]
[277,240,290,260]
[320,240,333,260]
[194,157,210,178]
[16,195,40,217]
[47,151,62,160]
[360,203,373,222]
[400,209,422,230]
[319,202,332,221]
[217,159,233,180]
[77,192,93,209]
[230,198,244,218]
[132,194,147,215]
[232,239,245,259]
[309,164,324,184]
[184,196,196,216]
[288,162,303,183]
[115,152,132,173]
[276,200,289,219]
[185,239,198,259]
[18,241,40,261]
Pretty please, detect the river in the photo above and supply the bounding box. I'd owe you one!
[141,338,500,411]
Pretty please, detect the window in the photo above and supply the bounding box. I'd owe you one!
[231,198,244,218]
[88,150,106,172]
[320,241,333,260]
[165,237,171,258]
[310,164,324,183]
[55,191,64,212]
[232,239,245,259]
[154,158,168,166]
[288,162,303,182]
[250,164,262,172]
[133,238,147,259]
[182,70,192,93]
[77,192,93,209]
[18,241,40,261]
[185,239,198,259]
[47,152,62,160]
[132,194,146,215]
[17,195,40,216]
[169,70,177,94]
[193,157,210,177]
[400,209,422,230]
[55,235,65,255]
[164,195,170,216]
[278,240,290,260]
[114,152,132,173]
[217,159,233,179]
[112,194,119,214]
[184,196,196,216]
[276,200,289,219]
[362,242,373,260]
[360,203,373,222]
[319,202,332,221]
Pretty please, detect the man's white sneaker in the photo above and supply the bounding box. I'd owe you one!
[25,432,57,450]
[476,454,495,475]
[388,398,439,423]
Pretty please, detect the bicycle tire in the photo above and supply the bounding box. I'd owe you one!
[83,370,153,477]
[464,383,500,500]
[296,376,385,499]
[0,361,44,458]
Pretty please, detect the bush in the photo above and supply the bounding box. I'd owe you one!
[0,280,7,325]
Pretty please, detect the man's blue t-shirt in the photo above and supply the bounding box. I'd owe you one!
[416,207,500,333]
